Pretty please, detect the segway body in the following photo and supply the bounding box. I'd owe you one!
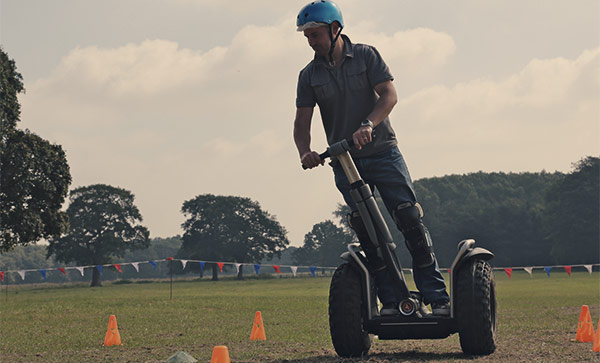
[311,140,497,357]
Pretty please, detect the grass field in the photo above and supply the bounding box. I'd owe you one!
[0,271,598,362]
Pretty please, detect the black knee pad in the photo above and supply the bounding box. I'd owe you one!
[392,202,435,268]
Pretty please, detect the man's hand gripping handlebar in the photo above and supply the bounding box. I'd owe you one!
[301,140,355,170]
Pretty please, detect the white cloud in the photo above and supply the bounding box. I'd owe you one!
[353,24,456,67]
[394,47,600,177]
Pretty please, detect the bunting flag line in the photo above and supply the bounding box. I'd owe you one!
[0,258,597,284]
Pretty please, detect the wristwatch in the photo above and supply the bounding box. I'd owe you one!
[361,119,374,128]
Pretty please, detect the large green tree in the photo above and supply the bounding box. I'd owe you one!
[179,194,289,280]
[293,220,352,267]
[0,47,71,252]
[545,156,599,264]
[46,184,150,286]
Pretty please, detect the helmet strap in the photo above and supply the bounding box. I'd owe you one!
[327,23,343,67]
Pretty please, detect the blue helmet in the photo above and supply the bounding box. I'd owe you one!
[297,0,344,31]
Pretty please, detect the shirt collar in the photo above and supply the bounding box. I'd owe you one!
[313,34,354,65]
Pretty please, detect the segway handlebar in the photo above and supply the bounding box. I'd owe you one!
[301,139,355,170]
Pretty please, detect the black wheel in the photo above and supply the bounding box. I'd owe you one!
[329,263,371,358]
[455,258,497,355]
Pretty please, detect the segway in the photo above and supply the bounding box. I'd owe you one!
[304,139,497,357]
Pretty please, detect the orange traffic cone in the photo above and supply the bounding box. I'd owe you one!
[103,314,122,346]
[593,319,600,352]
[250,311,266,341]
[210,345,231,363]
[575,305,595,343]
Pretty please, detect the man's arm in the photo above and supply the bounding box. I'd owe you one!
[353,80,398,150]
[294,106,324,168]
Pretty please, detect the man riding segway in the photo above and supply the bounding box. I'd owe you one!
[293,0,450,316]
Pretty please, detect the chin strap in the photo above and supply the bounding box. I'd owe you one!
[327,24,343,67]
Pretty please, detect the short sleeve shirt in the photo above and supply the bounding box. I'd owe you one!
[296,35,398,158]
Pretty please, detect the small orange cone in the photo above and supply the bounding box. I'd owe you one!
[250,311,266,341]
[210,345,231,363]
[575,305,595,343]
[103,314,122,346]
[593,319,600,352]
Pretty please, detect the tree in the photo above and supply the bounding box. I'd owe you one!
[293,220,353,267]
[0,47,71,252]
[46,184,150,286]
[545,156,599,264]
[179,194,289,280]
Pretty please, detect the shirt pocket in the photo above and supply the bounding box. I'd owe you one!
[346,62,369,91]
[311,70,335,102]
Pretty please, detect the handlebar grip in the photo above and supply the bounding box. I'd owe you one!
[301,150,330,170]
[300,139,354,170]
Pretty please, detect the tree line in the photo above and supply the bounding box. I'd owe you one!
[296,158,599,270]
[1,48,598,287]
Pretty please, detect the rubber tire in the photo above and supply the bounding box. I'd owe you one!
[455,259,497,355]
[329,263,371,358]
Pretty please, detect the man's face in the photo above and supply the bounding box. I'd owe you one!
[303,25,331,57]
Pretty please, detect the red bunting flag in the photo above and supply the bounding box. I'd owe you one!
[272,265,281,273]
[217,262,224,272]
[166,257,174,261]
[113,264,123,273]
[504,268,512,279]
[58,268,66,275]
[564,266,572,276]
[0,271,4,282]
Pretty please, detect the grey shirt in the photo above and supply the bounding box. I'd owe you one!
[296,35,398,158]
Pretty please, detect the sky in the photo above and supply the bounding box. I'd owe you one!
[1,0,598,247]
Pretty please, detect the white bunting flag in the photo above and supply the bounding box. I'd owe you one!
[235,263,241,274]
[75,267,85,276]
[524,267,533,276]
[290,266,298,277]
[17,270,26,280]
[584,265,592,274]
[131,262,140,272]
[181,260,188,269]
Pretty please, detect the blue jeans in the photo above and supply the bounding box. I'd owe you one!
[332,146,449,305]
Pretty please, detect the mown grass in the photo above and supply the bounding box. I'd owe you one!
[0,271,598,362]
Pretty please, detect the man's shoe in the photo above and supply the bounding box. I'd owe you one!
[417,304,431,317]
[380,303,399,316]
[431,302,450,316]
